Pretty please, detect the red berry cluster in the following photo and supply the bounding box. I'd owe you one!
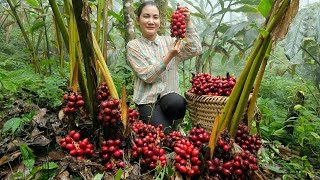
[173,139,201,177]
[99,138,124,170]
[98,82,111,102]
[97,98,121,127]
[164,131,184,148]
[128,107,140,123]
[62,90,85,114]
[206,151,258,180]
[131,120,166,169]
[188,73,237,96]
[59,130,94,160]
[235,124,262,155]
[170,7,186,38]
[205,129,259,179]
[188,127,210,147]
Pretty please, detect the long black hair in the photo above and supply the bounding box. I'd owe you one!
[136,1,160,17]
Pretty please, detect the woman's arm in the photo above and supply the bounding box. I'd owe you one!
[126,40,182,83]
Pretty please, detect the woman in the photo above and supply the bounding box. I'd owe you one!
[126,1,202,133]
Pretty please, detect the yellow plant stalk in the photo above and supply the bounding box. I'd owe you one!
[121,85,128,131]
[92,32,119,99]
[208,115,221,159]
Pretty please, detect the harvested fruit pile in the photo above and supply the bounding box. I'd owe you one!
[188,73,237,96]
[58,81,261,179]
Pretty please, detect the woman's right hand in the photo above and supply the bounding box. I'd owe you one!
[169,39,182,58]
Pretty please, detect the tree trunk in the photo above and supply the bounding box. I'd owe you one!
[72,0,98,126]
[123,0,135,44]
[155,0,167,35]
[103,0,109,62]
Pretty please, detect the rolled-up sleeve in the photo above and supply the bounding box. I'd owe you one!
[127,41,166,84]
[178,28,202,61]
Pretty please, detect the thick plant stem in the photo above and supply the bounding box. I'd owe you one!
[247,46,272,130]
[218,35,264,131]
[92,32,119,99]
[49,0,69,48]
[229,37,272,138]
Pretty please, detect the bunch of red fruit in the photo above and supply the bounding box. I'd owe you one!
[205,150,258,180]
[97,98,121,127]
[188,73,237,96]
[205,129,259,179]
[62,89,85,114]
[170,6,186,38]
[131,120,167,169]
[235,124,262,155]
[173,139,201,177]
[188,127,210,147]
[59,130,94,160]
[99,138,124,170]
[128,107,140,123]
[98,82,111,102]
[164,131,184,149]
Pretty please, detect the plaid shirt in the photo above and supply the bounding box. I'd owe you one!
[127,28,202,105]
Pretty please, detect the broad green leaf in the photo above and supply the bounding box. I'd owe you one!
[31,20,45,33]
[2,81,18,92]
[25,0,39,7]
[41,162,59,170]
[310,132,320,139]
[298,136,305,146]
[115,168,123,180]
[258,0,272,18]
[315,6,320,44]
[94,173,104,180]
[232,5,259,14]
[23,159,35,170]
[223,22,249,42]
[20,144,35,160]
[262,165,287,173]
[2,117,22,134]
[108,10,124,23]
[272,128,287,137]
[284,9,308,60]
[244,28,259,47]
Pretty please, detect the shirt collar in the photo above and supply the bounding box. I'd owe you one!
[141,34,160,45]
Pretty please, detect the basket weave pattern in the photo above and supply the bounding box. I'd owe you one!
[185,92,250,133]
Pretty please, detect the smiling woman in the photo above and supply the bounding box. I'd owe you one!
[126,1,202,133]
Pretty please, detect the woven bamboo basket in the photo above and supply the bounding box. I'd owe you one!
[185,91,252,133]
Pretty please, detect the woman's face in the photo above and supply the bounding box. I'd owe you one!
[137,5,160,41]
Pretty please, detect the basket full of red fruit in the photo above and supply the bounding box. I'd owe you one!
[185,72,253,133]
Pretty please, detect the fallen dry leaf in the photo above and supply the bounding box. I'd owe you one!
[33,108,47,127]
[0,151,21,166]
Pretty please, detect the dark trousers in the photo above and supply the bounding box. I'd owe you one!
[136,92,187,134]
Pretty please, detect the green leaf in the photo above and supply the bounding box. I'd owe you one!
[23,159,35,170]
[310,132,320,139]
[223,22,250,42]
[2,81,18,92]
[31,20,46,33]
[272,128,287,137]
[115,168,123,180]
[20,144,35,160]
[258,0,272,18]
[284,8,308,60]
[108,10,124,23]
[262,165,287,173]
[25,0,39,7]
[232,5,259,14]
[41,162,59,170]
[298,136,305,146]
[2,117,23,134]
[94,173,104,180]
